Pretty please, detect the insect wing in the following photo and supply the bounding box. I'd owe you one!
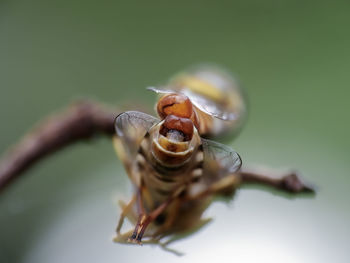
[147,87,238,121]
[147,86,175,95]
[115,111,159,159]
[148,86,239,121]
[201,138,242,184]
[182,89,238,121]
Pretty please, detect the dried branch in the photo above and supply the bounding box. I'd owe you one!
[240,167,315,193]
[0,100,314,195]
[0,100,119,191]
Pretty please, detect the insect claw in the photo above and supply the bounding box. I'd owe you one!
[136,236,143,245]
[127,232,138,244]
[127,231,145,245]
[127,236,141,245]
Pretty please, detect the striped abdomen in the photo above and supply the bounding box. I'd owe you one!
[136,117,203,206]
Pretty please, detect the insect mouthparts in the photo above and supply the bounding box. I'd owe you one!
[166,129,185,142]
[159,115,194,141]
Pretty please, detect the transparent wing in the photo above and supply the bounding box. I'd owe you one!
[115,111,159,159]
[147,86,175,95]
[183,89,238,121]
[176,64,246,122]
[148,86,239,121]
[201,138,242,183]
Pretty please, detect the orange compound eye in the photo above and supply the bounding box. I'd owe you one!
[159,115,194,141]
[157,94,193,119]
[157,93,200,130]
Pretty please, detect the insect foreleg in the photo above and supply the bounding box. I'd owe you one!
[116,194,137,235]
[129,186,185,244]
[239,167,315,193]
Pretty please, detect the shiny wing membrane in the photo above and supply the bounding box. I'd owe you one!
[115,111,159,160]
[182,89,238,121]
[201,138,242,184]
[148,86,239,121]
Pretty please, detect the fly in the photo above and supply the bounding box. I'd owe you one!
[112,65,313,255]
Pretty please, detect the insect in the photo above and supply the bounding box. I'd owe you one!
[148,65,246,137]
[112,65,313,254]
[0,64,314,257]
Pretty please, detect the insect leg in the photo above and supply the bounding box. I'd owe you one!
[131,197,173,244]
[151,199,181,238]
[129,187,185,244]
[239,167,315,193]
[116,194,137,235]
[188,174,241,200]
[113,229,134,244]
[128,185,147,243]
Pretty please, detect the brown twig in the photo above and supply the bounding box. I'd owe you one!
[0,100,119,191]
[240,167,315,193]
[0,100,314,194]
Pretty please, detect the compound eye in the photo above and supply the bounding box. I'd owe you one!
[157,93,193,119]
[159,115,194,141]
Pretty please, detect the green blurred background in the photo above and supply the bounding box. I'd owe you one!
[0,0,349,262]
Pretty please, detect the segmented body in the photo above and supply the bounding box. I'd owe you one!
[113,65,245,246]
[138,131,201,204]
[135,127,210,236]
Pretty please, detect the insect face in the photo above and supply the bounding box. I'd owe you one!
[156,93,199,130]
